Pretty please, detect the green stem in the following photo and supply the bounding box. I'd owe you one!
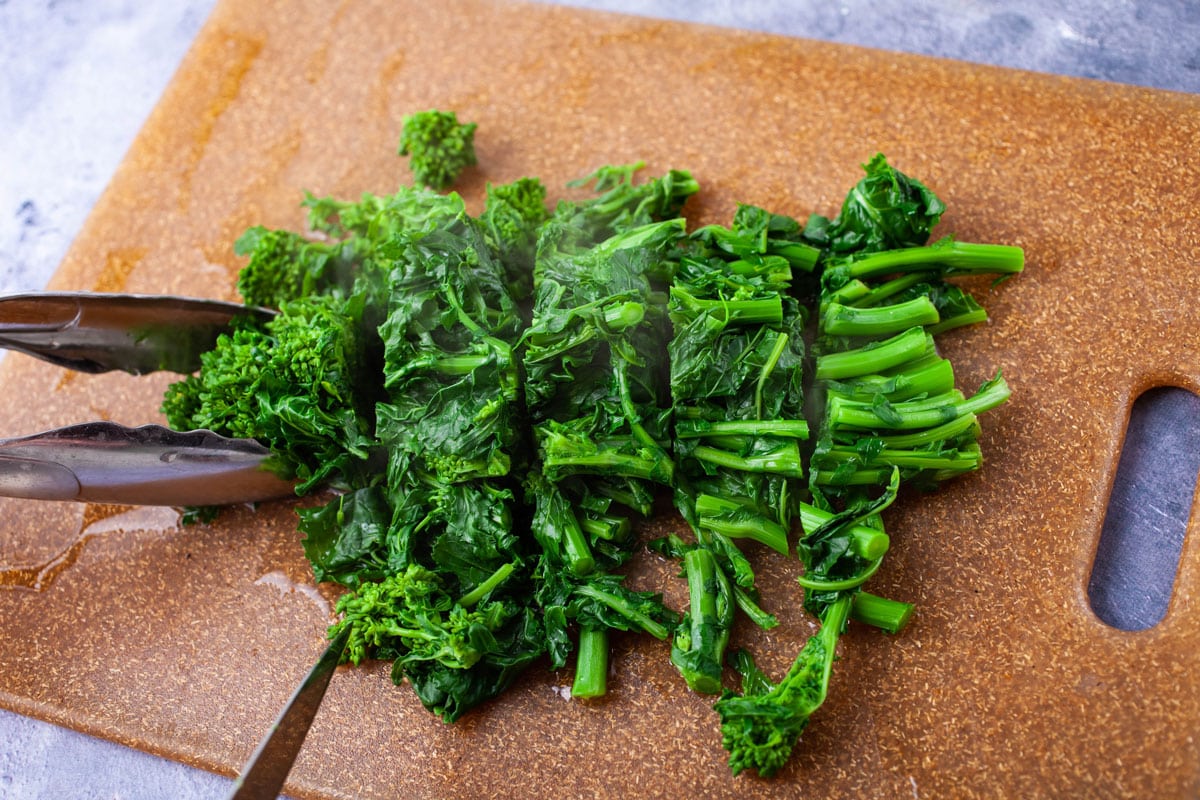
[544,450,674,484]
[769,241,821,271]
[674,419,810,440]
[797,557,884,591]
[431,353,491,375]
[571,626,609,698]
[874,412,981,448]
[820,445,982,472]
[603,301,645,331]
[810,468,895,486]
[823,278,871,307]
[828,375,1010,431]
[926,307,989,335]
[574,584,672,641]
[732,586,778,630]
[822,296,940,338]
[755,331,792,419]
[581,513,632,542]
[456,561,517,607]
[613,358,673,470]
[851,591,914,634]
[672,546,734,694]
[670,287,784,325]
[848,271,935,308]
[725,256,794,286]
[815,327,932,381]
[533,481,596,576]
[441,283,487,337]
[826,357,956,403]
[845,240,1025,281]
[797,502,889,561]
[695,494,790,555]
[691,443,805,478]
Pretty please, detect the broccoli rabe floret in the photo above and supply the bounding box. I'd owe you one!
[713,593,852,777]
[332,563,504,669]
[161,294,376,492]
[480,176,550,298]
[233,226,357,309]
[160,323,268,440]
[398,109,478,190]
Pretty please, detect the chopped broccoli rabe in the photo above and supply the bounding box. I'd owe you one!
[233,226,357,309]
[398,109,478,190]
[714,592,852,777]
[802,152,946,255]
[161,122,1024,781]
[480,176,550,298]
[161,293,376,492]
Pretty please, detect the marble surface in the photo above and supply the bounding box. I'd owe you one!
[0,0,1197,797]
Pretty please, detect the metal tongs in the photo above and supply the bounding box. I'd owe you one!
[0,292,295,506]
[0,291,344,797]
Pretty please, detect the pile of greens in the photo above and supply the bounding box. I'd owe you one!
[161,115,1023,776]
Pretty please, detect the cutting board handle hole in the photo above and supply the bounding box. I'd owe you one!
[1088,386,1200,630]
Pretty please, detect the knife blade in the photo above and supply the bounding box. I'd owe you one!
[0,421,294,506]
[228,626,351,800]
[0,292,274,375]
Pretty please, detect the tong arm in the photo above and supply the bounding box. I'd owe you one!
[0,292,274,375]
[0,422,295,506]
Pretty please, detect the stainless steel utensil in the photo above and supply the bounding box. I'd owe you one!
[0,291,274,375]
[228,626,351,799]
[0,421,294,506]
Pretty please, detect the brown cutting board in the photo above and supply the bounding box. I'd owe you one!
[1,1,1198,797]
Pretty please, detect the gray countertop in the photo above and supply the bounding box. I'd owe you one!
[1,1,1197,797]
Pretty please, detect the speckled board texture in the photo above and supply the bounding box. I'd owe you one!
[0,0,1197,797]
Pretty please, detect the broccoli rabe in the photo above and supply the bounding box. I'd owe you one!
[670,545,734,694]
[663,205,816,692]
[480,176,550,298]
[714,592,852,777]
[233,226,357,309]
[521,195,690,699]
[160,123,1025,781]
[802,152,945,255]
[329,560,542,723]
[398,109,478,190]
[161,293,376,492]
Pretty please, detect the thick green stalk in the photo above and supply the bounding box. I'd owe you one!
[696,494,790,555]
[670,287,785,325]
[571,626,609,698]
[814,327,932,381]
[874,412,981,448]
[841,240,1025,281]
[827,376,1010,431]
[581,513,632,542]
[825,357,956,403]
[851,591,914,634]
[691,442,806,478]
[674,419,810,440]
[672,546,734,694]
[796,502,890,561]
[822,296,940,338]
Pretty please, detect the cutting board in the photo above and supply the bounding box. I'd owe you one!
[1,1,1198,797]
